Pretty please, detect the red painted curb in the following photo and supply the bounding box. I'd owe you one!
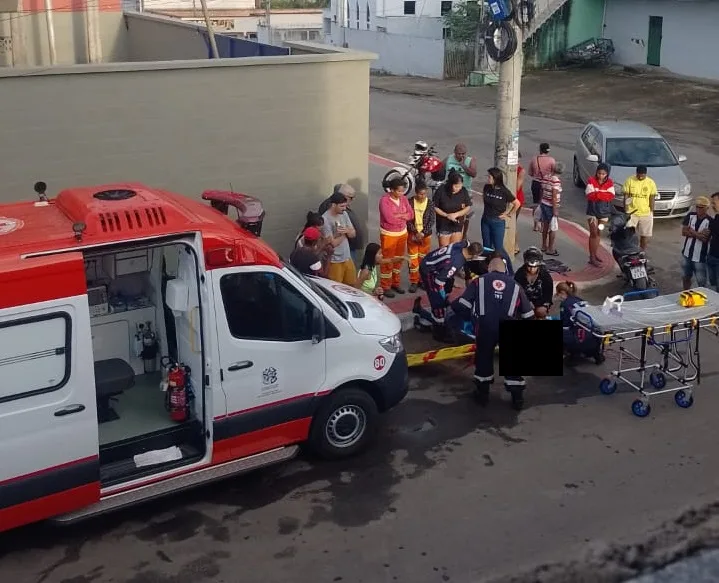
[368,153,615,284]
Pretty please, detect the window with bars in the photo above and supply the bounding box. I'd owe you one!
[403,0,415,15]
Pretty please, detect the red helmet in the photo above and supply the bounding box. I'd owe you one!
[420,155,443,173]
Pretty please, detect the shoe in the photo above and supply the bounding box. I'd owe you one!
[431,324,448,343]
[383,289,396,298]
[473,379,490,407]
[408,283,419,293]
[412,297,422,314]
[509,390,524,411]
[392,286,406,294]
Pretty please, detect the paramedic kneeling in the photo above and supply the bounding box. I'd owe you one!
[419,240,484,339]
[451,257,535,410]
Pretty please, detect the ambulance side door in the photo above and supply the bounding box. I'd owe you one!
[210,265,327,460]
[0,253,100,533]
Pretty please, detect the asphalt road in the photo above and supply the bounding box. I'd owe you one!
[5,91,719,583]
[369,89,719,293]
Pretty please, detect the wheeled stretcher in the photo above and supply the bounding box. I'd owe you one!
[571,287,719,417]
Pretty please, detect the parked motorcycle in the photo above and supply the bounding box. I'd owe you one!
[381,140,444,195]
[607,210,655,293]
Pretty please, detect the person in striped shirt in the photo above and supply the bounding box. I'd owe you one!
[538,162,564,256]
[681,196,712,290]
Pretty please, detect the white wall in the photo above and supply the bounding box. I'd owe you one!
[326,0,444,37]
[328,26,444,77]
[143,0,255,9]
[604,0,719,81]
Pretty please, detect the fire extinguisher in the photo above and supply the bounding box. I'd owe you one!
[166,361,188,422]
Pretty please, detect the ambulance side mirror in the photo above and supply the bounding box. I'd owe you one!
[311,307,325,345]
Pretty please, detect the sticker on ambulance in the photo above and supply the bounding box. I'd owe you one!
[0,217,23,235]
[374,355,386,371]
[331,284,363,297]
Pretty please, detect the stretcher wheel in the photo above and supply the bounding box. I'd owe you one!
[594,353,605,365]
[649,372,667,389]
[631,399,651,418]
[599,378,617,395]
[674,390,694,409]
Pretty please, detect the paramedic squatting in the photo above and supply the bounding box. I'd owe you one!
[418,240,484,340]
[451,257,535,411]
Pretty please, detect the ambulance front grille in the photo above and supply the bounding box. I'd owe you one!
[98,206,168,233]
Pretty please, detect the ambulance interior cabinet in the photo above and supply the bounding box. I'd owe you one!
[102,250,150,278]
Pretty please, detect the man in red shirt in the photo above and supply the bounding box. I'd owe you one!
[585,163,615,267]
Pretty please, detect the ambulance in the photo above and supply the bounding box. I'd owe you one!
[0,183,408,533]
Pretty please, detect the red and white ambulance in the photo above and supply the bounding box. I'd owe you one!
[0,183,408,533]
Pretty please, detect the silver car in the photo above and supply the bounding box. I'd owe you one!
[572,121,692,219]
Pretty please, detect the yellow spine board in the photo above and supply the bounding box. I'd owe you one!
[406,343,499,368]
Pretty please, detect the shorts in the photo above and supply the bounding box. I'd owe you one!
[531,181,543,205]
[539,203,554,223]
[586,200,613,222]
[628,214,653,237]
[681,255,708,286]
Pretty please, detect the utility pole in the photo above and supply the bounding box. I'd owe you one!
[84,0,103,63]
[199,0,219,58]
[44,0,58,65]
[10,0,28,67]
[494,17,524,257]
[265,0,271,44]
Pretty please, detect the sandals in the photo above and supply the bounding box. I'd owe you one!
[545,249,559,256]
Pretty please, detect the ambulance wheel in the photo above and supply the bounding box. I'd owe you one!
[599,378,617,395]
[674,390,694,409]
[631,399,651,418]
[309,388,379,460]
[650,372,666,389]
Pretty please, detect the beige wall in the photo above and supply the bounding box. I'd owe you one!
[0,43,375,254]
[125,12,210,61]
[0,12,128,66]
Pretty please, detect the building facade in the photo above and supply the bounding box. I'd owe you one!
[603,0,719,81]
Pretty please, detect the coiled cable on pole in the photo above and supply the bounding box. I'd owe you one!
[484,20,518,63]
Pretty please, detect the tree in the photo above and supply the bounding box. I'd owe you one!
[442,0,484,43]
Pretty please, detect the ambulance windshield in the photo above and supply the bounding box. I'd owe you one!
[282,261,348,319]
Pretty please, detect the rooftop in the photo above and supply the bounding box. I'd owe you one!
[0,183,278,265]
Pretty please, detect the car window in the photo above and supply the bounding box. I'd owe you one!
[220,272,314,341]
[581,127,593,150]
[605,138,678,167]
[593,130,604,159]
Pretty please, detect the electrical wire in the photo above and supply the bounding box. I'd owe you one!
[484,19,516,63]
[0,1,124,24]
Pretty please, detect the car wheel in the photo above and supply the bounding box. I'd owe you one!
[573,158,585,188]
[309,387,379,460]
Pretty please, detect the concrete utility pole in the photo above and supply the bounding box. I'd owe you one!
[199,0,219,58]
[9,0,28,67]
[84,0,103,63]
[44,0,58,65]
[264,0,271,44]
[493,18,524,256]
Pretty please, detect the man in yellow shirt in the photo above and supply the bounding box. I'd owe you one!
[623,165,658,251]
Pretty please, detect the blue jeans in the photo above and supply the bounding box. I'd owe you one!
[707,255,719,291]
[481,216,506,256]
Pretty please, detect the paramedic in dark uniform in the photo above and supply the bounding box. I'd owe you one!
[419,240,484,339]
[452,256,535,410]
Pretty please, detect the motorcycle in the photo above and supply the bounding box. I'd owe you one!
[381,140,444,195]
[607,210,655,293]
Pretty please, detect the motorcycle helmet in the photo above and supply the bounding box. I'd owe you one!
[523,246,543,268]
[414,140,429,154]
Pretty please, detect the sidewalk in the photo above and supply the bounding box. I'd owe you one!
[367,153,617,327]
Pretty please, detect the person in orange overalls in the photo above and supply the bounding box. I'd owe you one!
[379,178,414,298]
[406,180,436,294]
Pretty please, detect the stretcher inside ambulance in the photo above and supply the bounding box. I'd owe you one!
[0,183,408,533]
